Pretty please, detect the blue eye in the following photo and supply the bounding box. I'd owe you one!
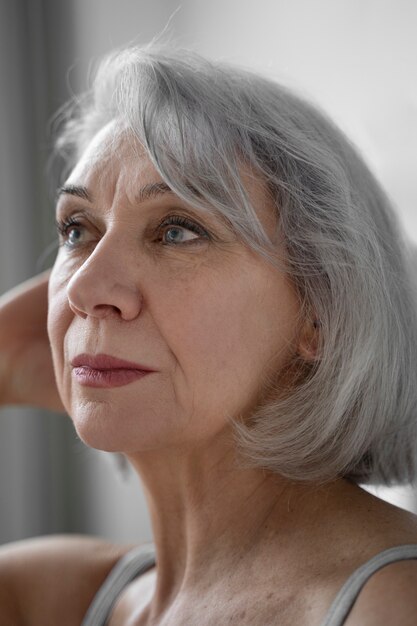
[67,227,83,245]
[55,214,211,249]
[55,217,87,248]
[163,226,199,244]
[159,216,210,245]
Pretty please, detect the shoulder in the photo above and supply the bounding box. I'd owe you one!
[344,558,417,626]
[0,534,138,626]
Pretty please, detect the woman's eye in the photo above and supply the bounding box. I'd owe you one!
[55,214,210,249]
[162,226,199,244]
[55,217,89,248]
[158,217,210,246]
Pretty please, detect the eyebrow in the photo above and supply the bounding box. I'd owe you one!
[57,182,175,204]
[57,184,92,201]
[136,182,174,202]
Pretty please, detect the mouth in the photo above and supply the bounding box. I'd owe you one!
[70,353,155,388]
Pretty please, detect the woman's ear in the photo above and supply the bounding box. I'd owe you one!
[297,318,321,361]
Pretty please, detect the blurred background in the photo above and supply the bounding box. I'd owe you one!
[0,0,416,546]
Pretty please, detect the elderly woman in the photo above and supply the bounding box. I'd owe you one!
[1,44,417,626]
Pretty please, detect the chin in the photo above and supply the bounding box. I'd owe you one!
[73,420,126,452]
[68,400,127,450]
[69,401,176,453]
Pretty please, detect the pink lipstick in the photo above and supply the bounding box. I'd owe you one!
[71,353,155,388]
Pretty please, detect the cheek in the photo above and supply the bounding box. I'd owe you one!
[157,271,299,413]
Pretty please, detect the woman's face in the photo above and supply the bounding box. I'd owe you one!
[48,125,304,453]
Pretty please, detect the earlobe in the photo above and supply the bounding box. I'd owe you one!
[297,319,321,361]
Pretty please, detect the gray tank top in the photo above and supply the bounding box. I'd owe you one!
[81,543,417,626]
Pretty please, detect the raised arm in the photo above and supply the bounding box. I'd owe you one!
[0,270,64,412]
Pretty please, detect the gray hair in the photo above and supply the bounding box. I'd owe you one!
[54,43,417,486]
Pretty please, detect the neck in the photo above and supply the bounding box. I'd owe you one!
[125,429,343,611]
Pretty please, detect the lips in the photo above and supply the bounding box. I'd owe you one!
[70,353,155,388]
[70,353,154,371]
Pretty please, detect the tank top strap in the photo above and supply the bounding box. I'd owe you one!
[321,544,417,626]
[81,543,156,626]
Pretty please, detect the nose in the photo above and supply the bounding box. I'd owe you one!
[66,243,143,321]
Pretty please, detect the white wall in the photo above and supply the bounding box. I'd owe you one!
[48,0,417,541]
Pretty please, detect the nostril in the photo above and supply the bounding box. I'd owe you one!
[94,304,122,317]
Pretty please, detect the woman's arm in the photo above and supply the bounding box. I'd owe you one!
[0,270,64,411]
[0,535,136,626]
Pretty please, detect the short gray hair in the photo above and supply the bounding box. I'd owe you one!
[54,43,417,486]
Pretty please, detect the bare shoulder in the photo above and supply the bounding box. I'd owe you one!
[0,534,138,626]
[344,559,417,626]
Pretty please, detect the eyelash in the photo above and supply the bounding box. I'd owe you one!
[55,214,211,248]
[55,216,83,247]
[156,215,210,245]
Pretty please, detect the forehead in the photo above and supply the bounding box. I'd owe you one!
[67,122,160,193]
